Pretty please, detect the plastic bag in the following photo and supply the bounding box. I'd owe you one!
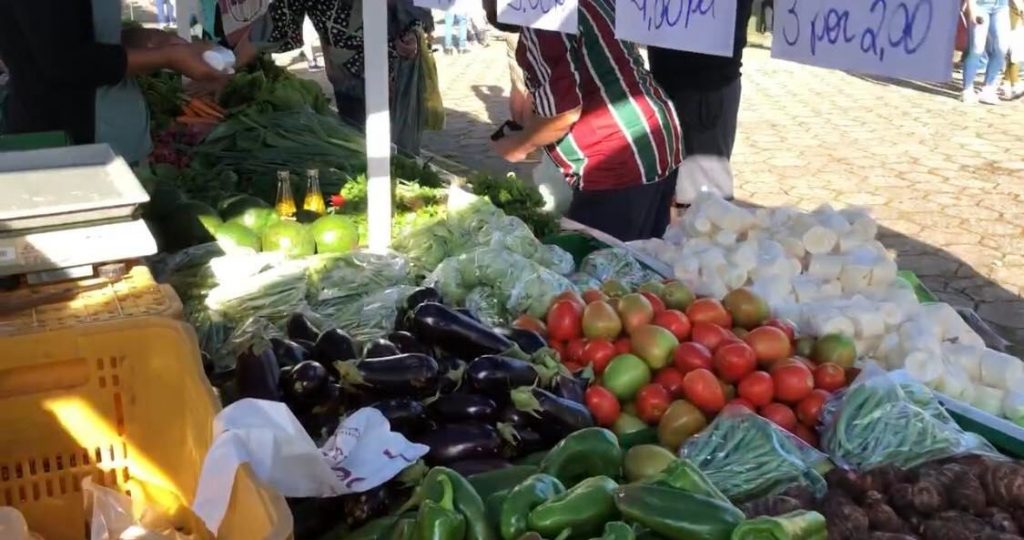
[681,405,829,503]
[579,248,651,287]
[205,257,310,323]
[313,286,418,342]
[464,287,507,327]
[147,242,226,283]
[310,251,413,302]
[83,478,192,540]
[568,272,602,291]
[0,507,42,540]
[819,362,998,471]
[419,31,445,131]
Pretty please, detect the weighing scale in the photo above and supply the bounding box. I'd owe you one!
[0,144,157,284]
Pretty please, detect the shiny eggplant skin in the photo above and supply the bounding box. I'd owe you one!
[429,393,498,423]
[387,331,429,355]
[236,348,281,401]
[550,373,588,405]
[465,356,540,397]
[313,328,359,376]
[293,339,317,356]
[501,427,547,459]
[419,422,503,465]
[410,302,515,360]
[270,337,308,368]
[281,360,330,406]
[363,338,401,359]
[516,387,595,443]
[337,354,440,397]
[286,312,321,342]
[495,327,547,355]
[369,397,429,437]
[406,286,443,311]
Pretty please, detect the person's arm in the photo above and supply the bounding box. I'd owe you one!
[492,28,583,162]
[122,27,186,48]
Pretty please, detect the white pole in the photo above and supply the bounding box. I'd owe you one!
[364,1,393,253]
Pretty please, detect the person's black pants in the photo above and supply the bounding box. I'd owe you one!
[669,78,742,160]
[567,173,678,242]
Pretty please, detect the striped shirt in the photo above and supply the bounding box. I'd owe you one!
[516,0,682,192]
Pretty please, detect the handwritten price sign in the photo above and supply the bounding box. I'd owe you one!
[615,0,737,57]
[770,0,958,81]
[497,0,579,34]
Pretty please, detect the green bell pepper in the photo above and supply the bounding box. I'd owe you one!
[486,490,510,535]
[416,475,468,540]
[400,467,496,540]
[730,511,827,540]
[469,465,539,500]
[330,516,398,540]
[540,428,623,487]
[650,459,729,504]
[592,522,636,540]
[500,474,566,540]
[528,476,620,539]
[389,517,419,540]
[613,484,744,540]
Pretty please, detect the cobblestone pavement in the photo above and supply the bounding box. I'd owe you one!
[425,37,1024,345]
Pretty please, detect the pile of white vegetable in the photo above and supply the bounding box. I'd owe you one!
[629,194,1024,427]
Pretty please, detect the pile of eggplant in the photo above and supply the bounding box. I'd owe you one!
[228,287,595,470]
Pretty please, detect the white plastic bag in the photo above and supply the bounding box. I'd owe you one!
[0,507,43,540]
[83,479,191,540]
[192,401,428,535]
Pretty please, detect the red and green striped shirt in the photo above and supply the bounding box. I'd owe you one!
[516,0,682,192]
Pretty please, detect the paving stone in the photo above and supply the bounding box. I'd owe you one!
[897,254,963,277]
[978,302,1024,330]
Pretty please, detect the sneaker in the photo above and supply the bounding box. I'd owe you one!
[978,86,1001,105]
[1013,84,1024,100]
[459,46,471,54]
[962,88,979,103]
[443,47,454,55]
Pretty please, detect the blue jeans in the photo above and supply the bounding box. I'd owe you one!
[155,0,175,24]
[963,3,1011,89]
[444,11,468,50]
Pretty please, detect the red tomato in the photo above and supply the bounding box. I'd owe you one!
[685,298,733,328]
[581,339,617,375]
[566,338,587,365]
[513,315,548,337]
[772,363,815,404]
[744,326,793,366]
[636,384,672,424]
[794,423,819,447]
[553,291,586,312]
[640,292,667,315]
[674,342,714,373]
[548,340,566,362]
[614,337,632,355]
[796,389,830,427]
[585,386,621,427]
[764,319,797,342]
[728,397,756,412]
[682,368,726,414]
[713,342,757,383]
[547,300,582,342]
[814,363,847,392]
[654,367,687,398]
[582,289,609,304]
[653,310,692,341]
[691,322,731,351]
[760,403,798,432]
[737,371,775,407]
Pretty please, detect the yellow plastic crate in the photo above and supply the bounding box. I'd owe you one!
[0,317,292,540]
[0,266,182,336]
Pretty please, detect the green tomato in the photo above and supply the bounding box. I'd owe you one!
[601,354,651,401]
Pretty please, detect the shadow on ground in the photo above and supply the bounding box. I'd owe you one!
[849,74,962,100]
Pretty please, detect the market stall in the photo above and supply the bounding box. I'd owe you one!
[1,0,1024,539]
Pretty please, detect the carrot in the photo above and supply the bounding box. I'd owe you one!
[187,98,224,119]
[176,116,218,125]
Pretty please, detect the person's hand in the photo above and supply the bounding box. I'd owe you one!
[396,32,419,59]
[165,43,228,82]
[491,134,529,162]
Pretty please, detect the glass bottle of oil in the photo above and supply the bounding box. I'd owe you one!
[302,168,326,215]
[275,170,297,219]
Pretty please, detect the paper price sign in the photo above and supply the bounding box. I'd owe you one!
[615,0,737,57]
[497,0,580,34]
[771,0,958,82]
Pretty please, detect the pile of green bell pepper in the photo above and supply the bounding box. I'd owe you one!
[344,428,755,540]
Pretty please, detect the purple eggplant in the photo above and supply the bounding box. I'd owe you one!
[294,339,316,356]
[420,422,503,465]
[499,426,547,459]
[286,312,321,342]
[336,354,440,397]
[270,337,308,368]
[465,356,539,398]
[550,373,588,405]
[387,331,429,355]
[410,303,516,360]
[429,393,498,423]
[281,360,330,407]
[313,328,358,376]
[448,459,514,477]
[495,327,548,355]
[499,405,533,428]
[511,386,594,443]
[341,483,401,528]
[236,348,281,401]
[439,358,467,394]
[369,398,429,436]
[363,338,401,359]
[406,286,444,311]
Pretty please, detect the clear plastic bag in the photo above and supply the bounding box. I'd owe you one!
[578,248,650,287]
[680,405,830,503]
[310,251,413,302]
[83,478,193,540]
[313,286,418,342]
[204,257,310,322]
[819,362,998,471]
[568,272,602,291]
[464,287,507,328]
[147,242,226,283]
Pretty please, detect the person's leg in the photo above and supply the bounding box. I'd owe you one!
[963,13,991,97]
[457,14,470,51]
[568,179,677,242]
[444,10,456,52]
[334,90,367,129]
[984,5,1010,84]
[302,17,318,68]
[1007,6,1021,92]
[155,0,168,26]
